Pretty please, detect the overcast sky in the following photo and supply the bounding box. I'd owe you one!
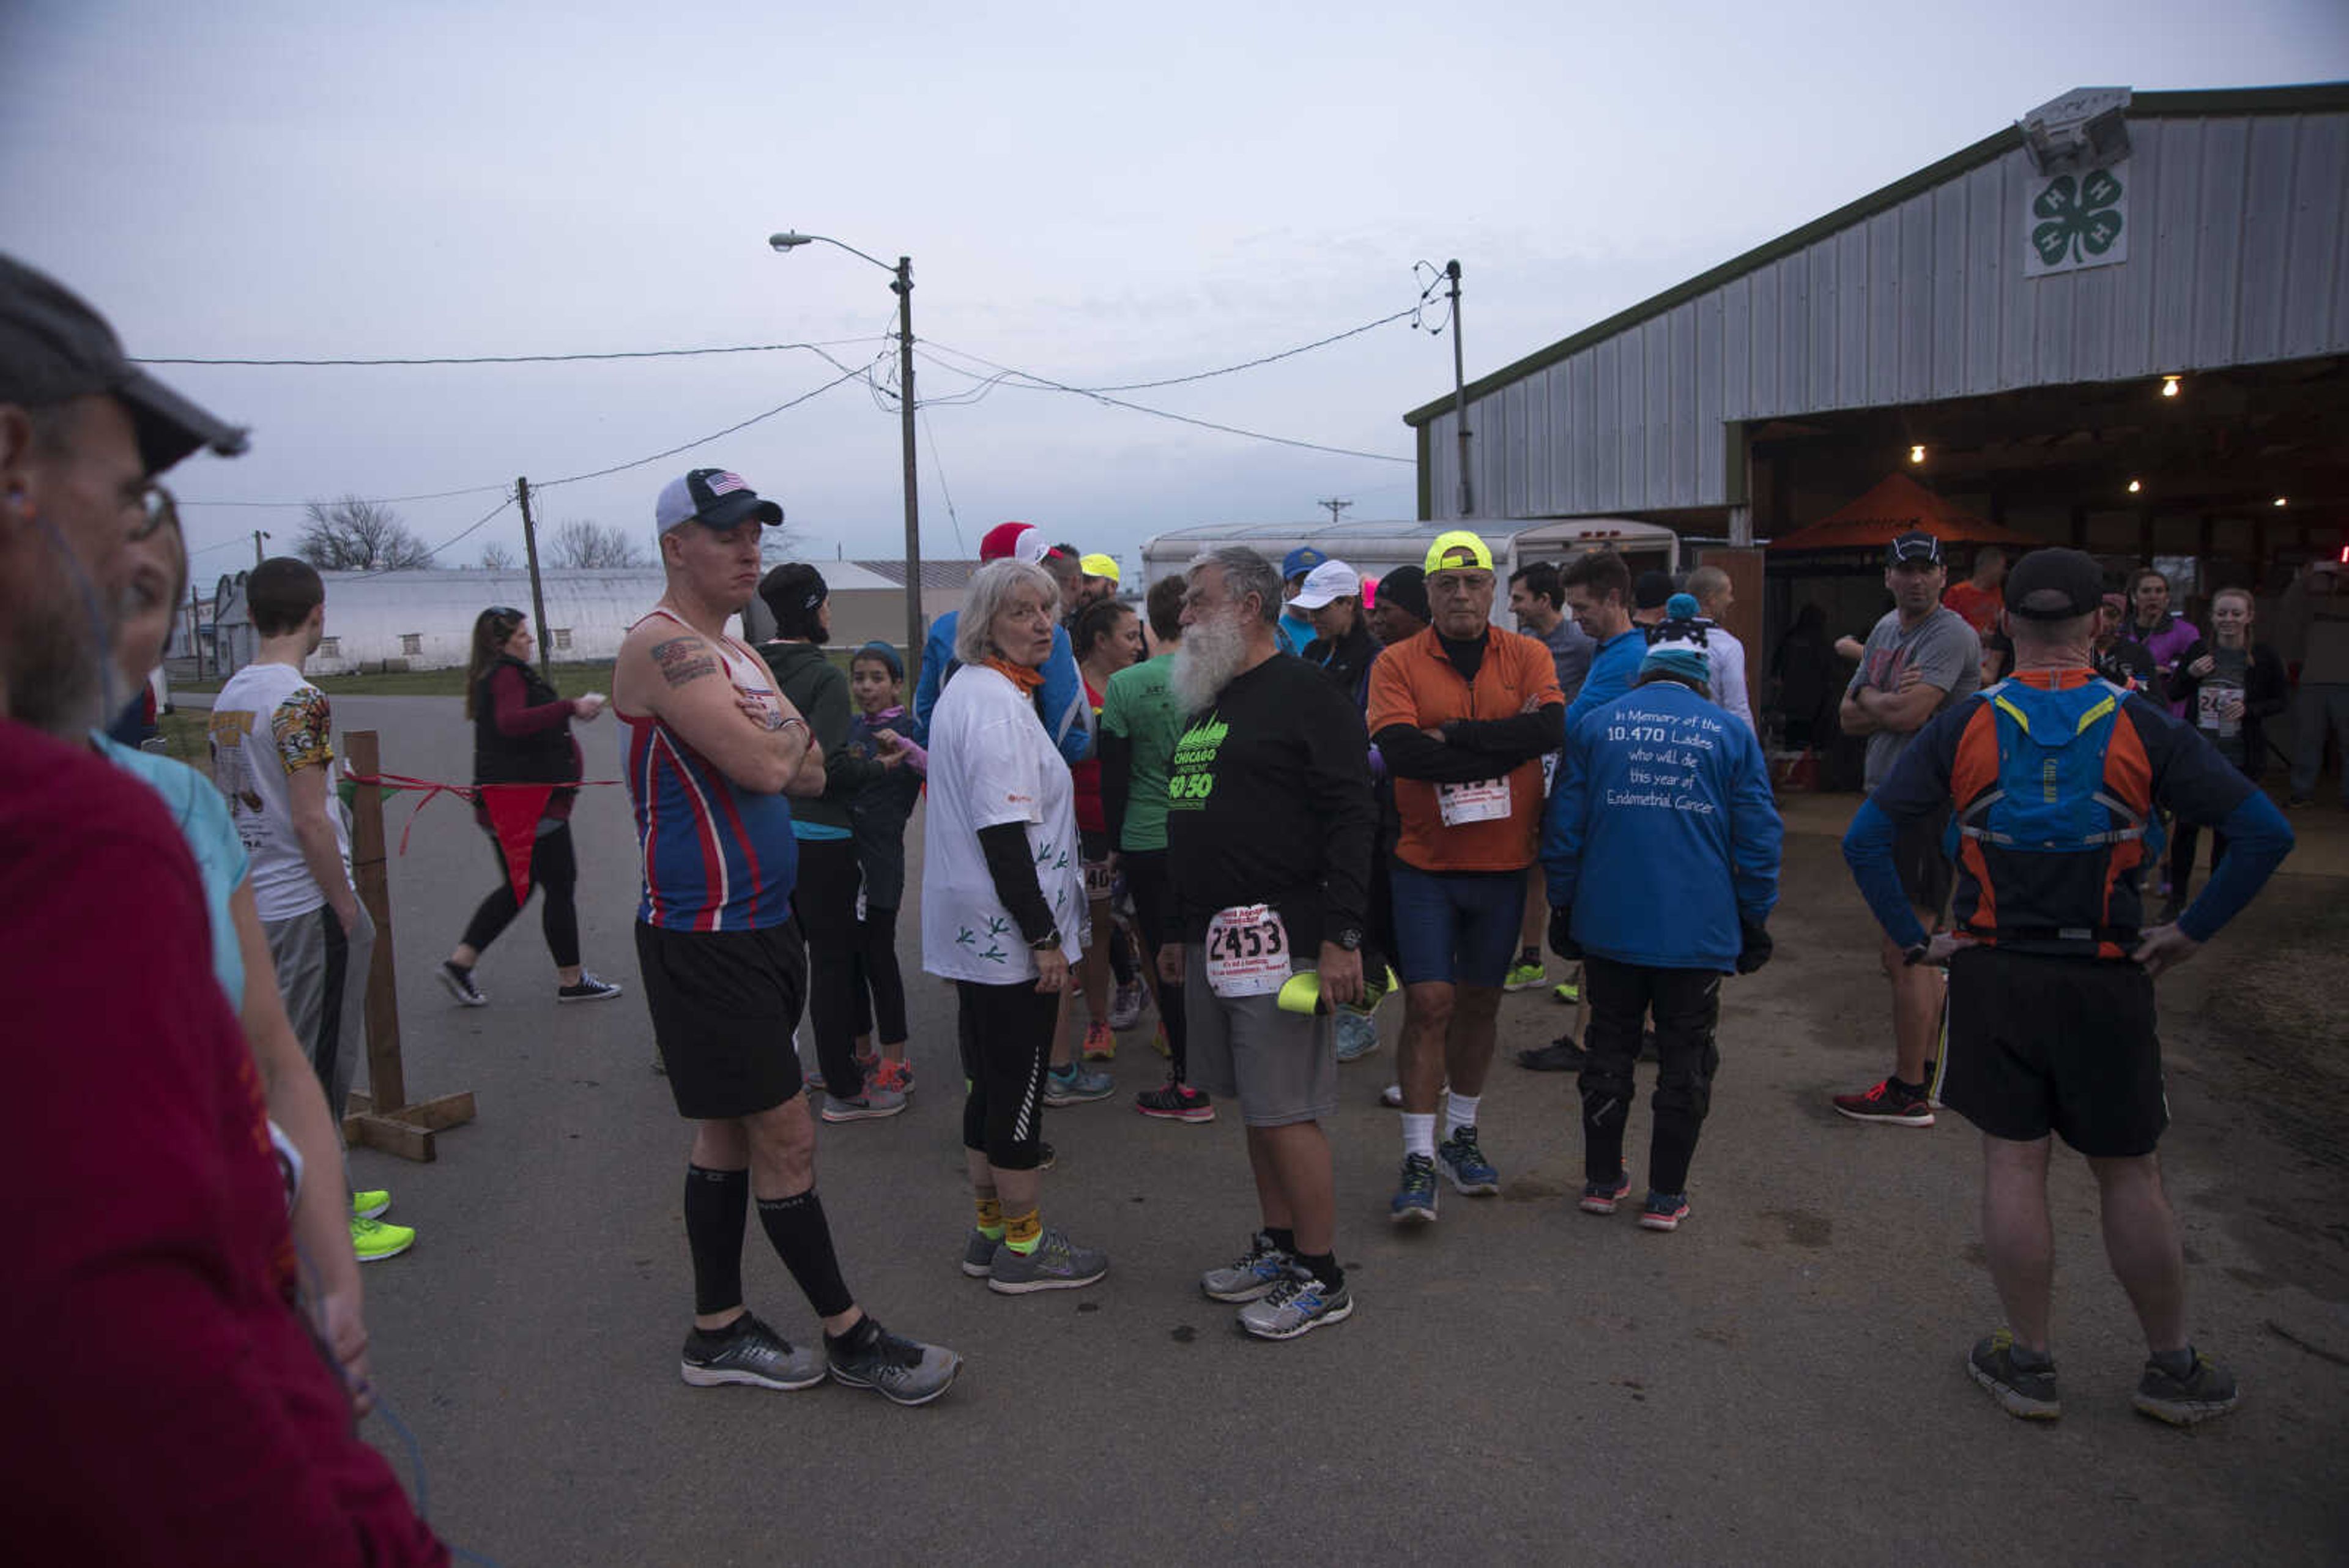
[6,1,2345,584]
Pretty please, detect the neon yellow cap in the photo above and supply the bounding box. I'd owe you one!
[1078,552,1120,582]
[1424,530,1494,574]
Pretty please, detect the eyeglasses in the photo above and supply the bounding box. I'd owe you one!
[129,481,178,543]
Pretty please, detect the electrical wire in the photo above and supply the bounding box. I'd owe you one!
[918,406,967,557]
[532,365,867,489]
[132,336,887,368]
[338,494,517,579]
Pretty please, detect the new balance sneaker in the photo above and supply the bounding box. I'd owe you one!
[1503,959,1548,993]
[1080,1020,1116,1062]
[960,1229,1000,1278]
[826,1318,962,1406]
[1638,1191,1691,1231]
[1200,1232,1292,1303]
[1967,1329,2060,1420]
[437,960,487,1008]
[1108,978,1146,1031]
[872,1057,915,1094]
[1334,1008,1379,1062]
[1390,1154,1439,1225]
[557,971,623,1003]
[987,1227,1109,1295]
[350,1216,415,1262]
[2132,1350,2240,1427]
[1833,1076,1935,1127]
[1135,1080,1214,1123]
[351,1189,391,1221]
[1238,1267,1354,1340]
[680,1312,826,1391]
[1578,1166,1633,1215]
[1042,1063,1114,1107]
[821,1084,908,1123]
[1436,1126,1500,1195]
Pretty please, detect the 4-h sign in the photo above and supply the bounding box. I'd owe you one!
[2024,160,2128,277]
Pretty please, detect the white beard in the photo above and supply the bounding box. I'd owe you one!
[1170,611,1249,712]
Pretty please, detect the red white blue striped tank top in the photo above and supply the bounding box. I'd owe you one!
[620,609,798,932]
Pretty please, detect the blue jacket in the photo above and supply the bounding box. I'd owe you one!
[1564,628,1646,734]
[1542,681,1782,972]
[911,613,1091,764]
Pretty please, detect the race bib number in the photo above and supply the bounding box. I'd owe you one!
[1437,776,1510,827]
[1082,858,1115,900]
[1204,904,1292,998]
[2196,682,2241,737]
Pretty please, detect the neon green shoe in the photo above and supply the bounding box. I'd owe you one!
[351,1216,416,1263]
[352,1189,391,1221]
[1503,960,1547,992]
[1551,979,1581,1005]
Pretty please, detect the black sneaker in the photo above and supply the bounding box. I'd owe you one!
[826,1317,962,1406]
[2132,1350,2240,1427]
[1967,1329,2060,1420]
[437,960,488,1008]
[557,971,624,1003]
[1516,1036,1585,1072]
[680,1312,825,1391]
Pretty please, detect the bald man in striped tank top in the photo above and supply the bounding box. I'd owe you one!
[614,467,960,1405]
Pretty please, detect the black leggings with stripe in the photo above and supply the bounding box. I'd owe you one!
[956,978,1058,1172]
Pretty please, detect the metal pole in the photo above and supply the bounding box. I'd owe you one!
[1448,260,1472,518]
[188,579,205,679]
[516,477,552,679]
[253,529,267,566]
[893,257,924,672]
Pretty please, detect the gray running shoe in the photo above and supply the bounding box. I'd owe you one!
[960,1228,1000,1278]
[679,1312,826,1391]
[1967,1330,2060,1421]
[2132,1350,2240,1427]
[821,1084,908,1123]
[987,1227,1109,1295]
[1238,1267,1354,1341]
[1334,1008,1379,1062]
[826,1318,962,1406]
[1200,1231,1291,1303]
[1042,1063,1114,1107]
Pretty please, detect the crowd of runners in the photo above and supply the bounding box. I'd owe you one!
[0,252,2306,1558]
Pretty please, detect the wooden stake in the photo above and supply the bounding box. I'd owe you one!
[342,729,476,1161]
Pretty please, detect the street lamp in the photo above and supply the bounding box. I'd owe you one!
[768,231,923,669]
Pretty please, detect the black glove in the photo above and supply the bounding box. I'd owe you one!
[1547,905,1582,961]
[1735,918,1773,975]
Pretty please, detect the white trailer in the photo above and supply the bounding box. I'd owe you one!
[1138,518,1682,627]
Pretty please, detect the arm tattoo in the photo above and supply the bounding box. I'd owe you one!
[651,636,718,689]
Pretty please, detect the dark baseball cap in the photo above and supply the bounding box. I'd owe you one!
[1377,564,1431,625]
[0,253,248,474]
[655,468,783,535]
[2005,548,2105,621]
[1887,529,1943,568]
[1633,570,1674,610]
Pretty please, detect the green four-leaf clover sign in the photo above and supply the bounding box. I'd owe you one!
[2032,168,2123,267]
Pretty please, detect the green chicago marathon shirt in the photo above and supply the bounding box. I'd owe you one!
[1099,652,1186,853]
[1163,653,1376,956]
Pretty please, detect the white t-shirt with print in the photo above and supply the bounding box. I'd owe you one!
[210,660,353,922]
[921,663,1085,984]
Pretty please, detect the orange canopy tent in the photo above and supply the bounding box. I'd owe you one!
[1767,472,2039,553]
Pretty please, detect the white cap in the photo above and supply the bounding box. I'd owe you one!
[1289,558,1362,611]
[1013,530,1056,567]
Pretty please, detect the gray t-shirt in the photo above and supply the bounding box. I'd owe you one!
[1539,615,1597,706]
[1847,606,1982,790]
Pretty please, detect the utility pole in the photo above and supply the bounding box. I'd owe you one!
[1318,497,1353,528]
[188,578,206,678]
[1447,260,1472,518]
[516,477,551,678]
[892,256,924,673]
[252,529,270,566]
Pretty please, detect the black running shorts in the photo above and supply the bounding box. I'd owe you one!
[1937,946,2167,1156]
[636,920,806,1121]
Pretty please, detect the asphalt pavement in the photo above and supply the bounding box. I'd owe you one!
[311,694,2348,1567]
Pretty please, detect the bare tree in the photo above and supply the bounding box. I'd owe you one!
[546,520,648,570]
[478,542,518,570]
[296,496,431,571]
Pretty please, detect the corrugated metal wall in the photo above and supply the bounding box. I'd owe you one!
[1421,109,2349,520]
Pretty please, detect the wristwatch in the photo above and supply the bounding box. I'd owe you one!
[1333,927,1364,952]
[1902,941,1931,967]
[1028,928,1063,953]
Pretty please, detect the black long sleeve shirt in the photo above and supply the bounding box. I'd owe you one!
[1164,652,1375,953]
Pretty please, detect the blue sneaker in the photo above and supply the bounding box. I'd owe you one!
[1436,1126,1499,1195]
[1238,1266,1355,1340]
[1043,1063,1114,1107]
[1334,1008,1379,1063]
[1578,1165,1633,1215]
[1200,1231,1292,1303]
[1639,1191,1691,1231]
[1390,1154,1438,1225]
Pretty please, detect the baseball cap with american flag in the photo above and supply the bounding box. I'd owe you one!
[655,467,784,535]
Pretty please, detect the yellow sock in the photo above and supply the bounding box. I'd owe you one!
[1003,1207,1042,1254]
[974,1195,1003,1239]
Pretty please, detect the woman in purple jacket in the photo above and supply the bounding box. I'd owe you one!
[2127,567,2200,712]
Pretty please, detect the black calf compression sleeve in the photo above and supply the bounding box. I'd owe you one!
[684,1164,749,1316]
[756,1189,855,1319]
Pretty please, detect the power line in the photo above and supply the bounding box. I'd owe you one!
[918,406,967,558]
[132,336,888,368]
[1079,308,1415,392]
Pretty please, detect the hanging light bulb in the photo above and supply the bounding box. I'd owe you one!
[2273,496,2289,508]
[2161,374,2181,398]
[1909,444,1926,464]
[2127,478,2143,494]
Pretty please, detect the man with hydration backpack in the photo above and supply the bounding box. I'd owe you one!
[1842,548,2293,1429]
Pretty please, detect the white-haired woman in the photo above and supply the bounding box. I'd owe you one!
[922,559,1108,1295]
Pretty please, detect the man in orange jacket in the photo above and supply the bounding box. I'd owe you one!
[1366,530,1564,1226]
